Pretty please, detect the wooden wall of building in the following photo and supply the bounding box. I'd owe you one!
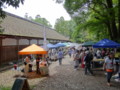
[19,39,29,45]
[0,36,60,65]
[0,37,38,65]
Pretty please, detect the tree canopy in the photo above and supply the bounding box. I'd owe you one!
[56,0,120,42]
[24,14,52,28]
[54,16,76,40]
[33,15,52,28]
[0,0,24,18]
[0,0,24,33]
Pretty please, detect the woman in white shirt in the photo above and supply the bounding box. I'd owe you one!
[103,53,116,86]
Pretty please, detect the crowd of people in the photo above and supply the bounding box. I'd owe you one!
[68,47,120,86]
[48,48,66,61]
[13,46,120,86]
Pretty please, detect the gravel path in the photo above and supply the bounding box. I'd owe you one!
[0,64,46,87]
[33,55,120,90]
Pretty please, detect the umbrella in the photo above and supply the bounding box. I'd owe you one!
[55,43,66,47]
[47,43,57,49]
[19,44,47,55]
[62,43,70,47]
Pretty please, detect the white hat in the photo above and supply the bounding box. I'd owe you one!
[85,50,89,54]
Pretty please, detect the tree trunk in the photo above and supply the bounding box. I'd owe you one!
[106,0,118,41]
[105,22,113,39]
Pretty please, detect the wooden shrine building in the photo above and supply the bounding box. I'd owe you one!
[0,12,69,65]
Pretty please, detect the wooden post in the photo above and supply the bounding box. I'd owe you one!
[17,38,20,61]
[37,39,39,45]
[28,39,31,45]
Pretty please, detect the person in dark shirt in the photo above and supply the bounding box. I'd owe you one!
[84,50,94,75]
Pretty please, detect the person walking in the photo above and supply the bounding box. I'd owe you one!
[68,48,72,58]
[84,49,94,75]
[103,53,116,86]
[72,48,76,59]
[80,50,85,68]
[74,50,80,70]
[58,50,64,65]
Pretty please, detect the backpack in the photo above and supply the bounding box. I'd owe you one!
[85,53,93,62]
[88,53,93,60]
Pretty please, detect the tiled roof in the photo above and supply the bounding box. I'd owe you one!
[0,12,69,41]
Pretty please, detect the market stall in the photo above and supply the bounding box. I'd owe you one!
[18,44,48,77]
[93,39,120,48]
[92,39,120,74]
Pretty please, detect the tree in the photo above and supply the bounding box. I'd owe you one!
[0,0,24,18]
[0,0,24,33]
[24,14,52,28]
[33,15,52,28]
[54,16,76,39]
[54,17,66,35]
[56,0,120,42]
[24,13,33,20]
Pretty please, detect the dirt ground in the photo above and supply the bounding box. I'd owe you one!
[0,55,120,90]
[0,64,47,88]
[33,55,120,90]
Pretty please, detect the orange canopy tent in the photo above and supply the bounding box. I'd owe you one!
[19,44,47,55]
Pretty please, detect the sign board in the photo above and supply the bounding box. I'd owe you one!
[12,78,30,90]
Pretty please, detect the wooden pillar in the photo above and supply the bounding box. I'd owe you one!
[28,39,31,45]
[0,38,2,65]
[17,38,20,60]
[39,39,42,46]
[37,39,39,45]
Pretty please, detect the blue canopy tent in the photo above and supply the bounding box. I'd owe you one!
[47,43,58,49]
[93,39,120,48]
[55,43,66,47]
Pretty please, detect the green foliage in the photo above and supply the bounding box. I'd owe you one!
[62,0,120,42]
[0,86,11,90]
[72,24,92,43]
[24,14,52,28]
[0,0,24,33]
[33,15,52,28]
[54,16,76,39]
[72,16,110,42]
[0,0,24,18]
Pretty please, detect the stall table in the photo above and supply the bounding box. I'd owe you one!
[40,65,49,76]
[92,59,104,68]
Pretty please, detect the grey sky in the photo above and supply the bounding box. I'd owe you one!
[4,0,71,27]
